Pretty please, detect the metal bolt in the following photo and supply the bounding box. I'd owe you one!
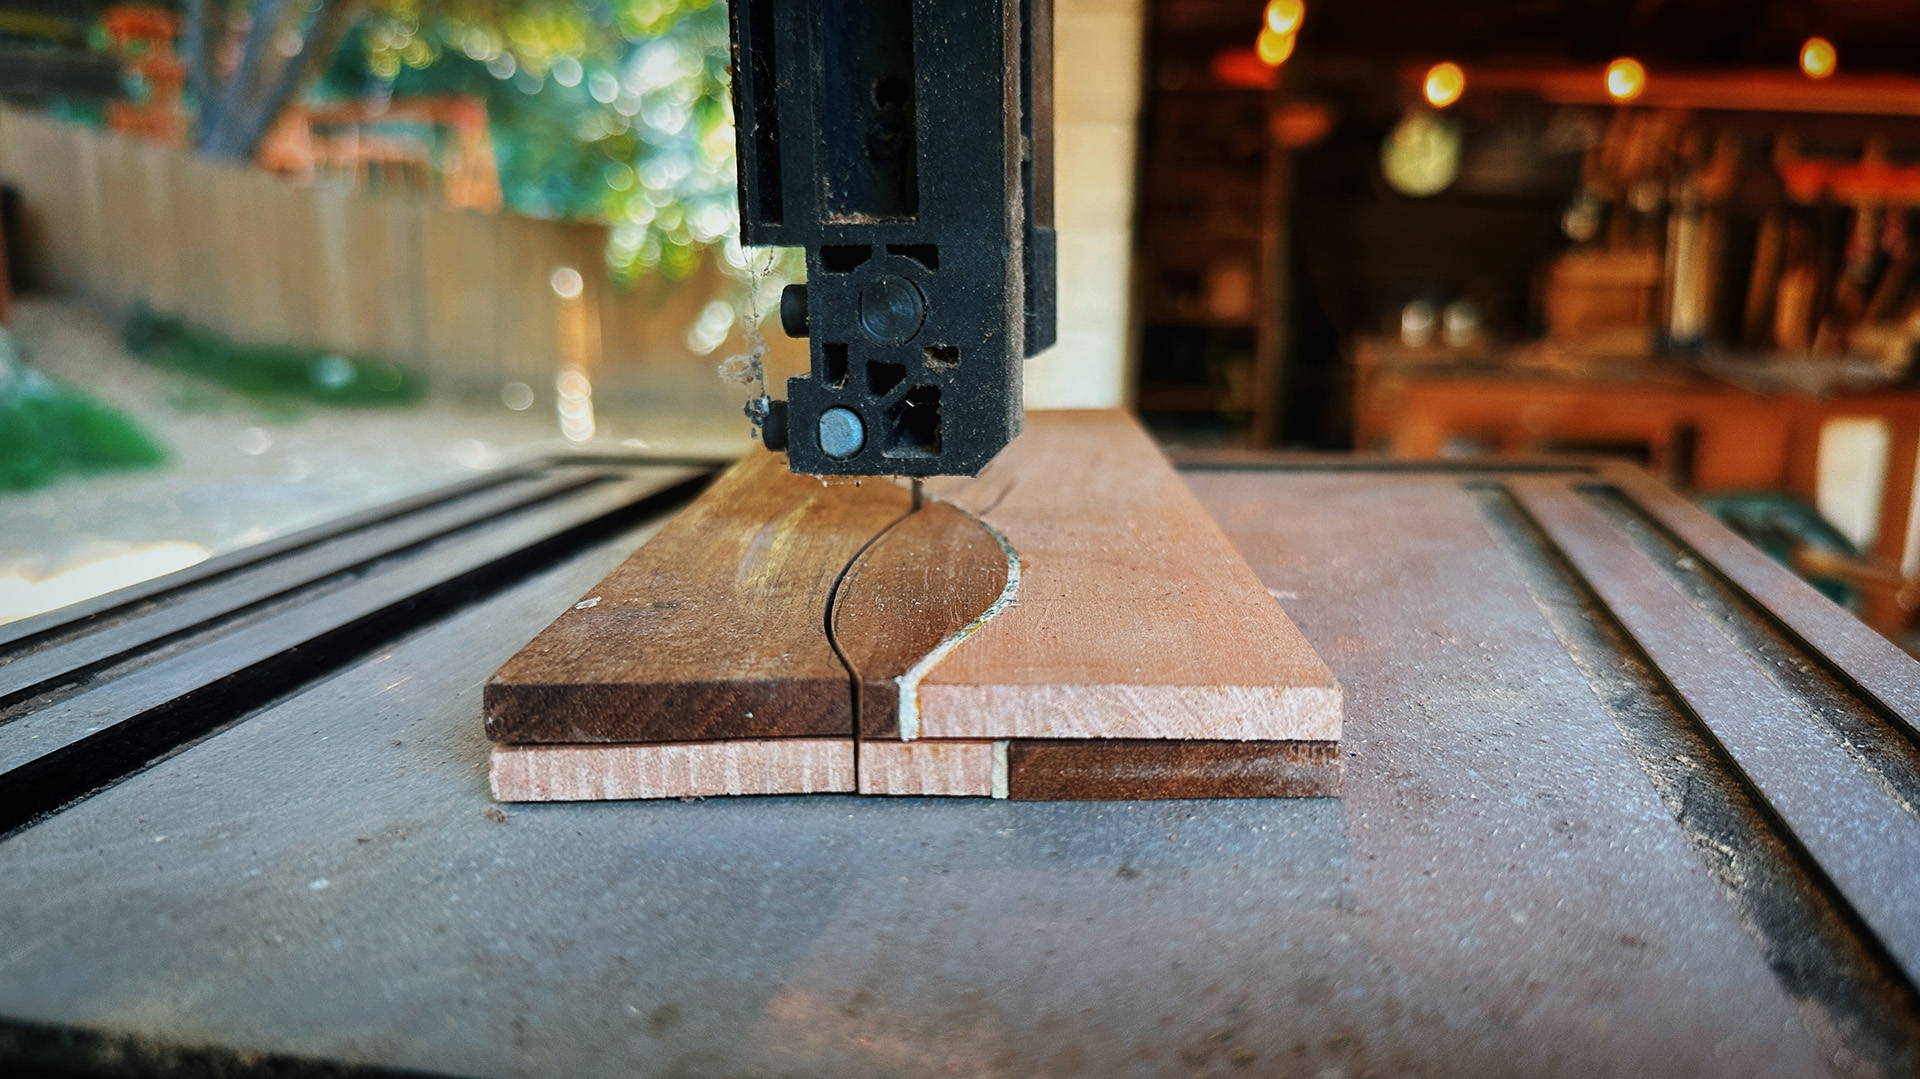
[817,407,865,459]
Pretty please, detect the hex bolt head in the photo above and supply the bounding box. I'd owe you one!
[857,275,926,344]
[817,407,865,459]
[780,283,809,338]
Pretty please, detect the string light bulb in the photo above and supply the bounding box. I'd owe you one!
[1423,61,1465,108]
[1800,37,1837,79]
[1604,57,1646,102]
[1264,0,1304,36]
[1256,25,1296,67]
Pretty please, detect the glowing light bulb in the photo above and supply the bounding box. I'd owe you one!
[1800,37,1837,79]
[1264,0,1304,36]
[1605,57,1646,103]
[1256,25,1296,67]
[1423,61,1465,108]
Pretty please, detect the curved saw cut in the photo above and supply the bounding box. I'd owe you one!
[829,496,1019,740]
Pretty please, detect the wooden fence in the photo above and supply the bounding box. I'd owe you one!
[0,105,801,412]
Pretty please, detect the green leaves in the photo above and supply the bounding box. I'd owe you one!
[350,0,738,281]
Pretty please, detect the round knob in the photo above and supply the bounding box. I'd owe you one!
[857,275,925,344]
[817,407,865,459]
[780,283,809,338]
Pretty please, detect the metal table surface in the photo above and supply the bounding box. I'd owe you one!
[1,455,1916,1077]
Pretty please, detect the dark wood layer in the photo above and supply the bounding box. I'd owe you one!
[1005,739,1342,800]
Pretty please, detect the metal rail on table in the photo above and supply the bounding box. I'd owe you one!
[0,455,1916,1077]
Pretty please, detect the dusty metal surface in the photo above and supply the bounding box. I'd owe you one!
[0,457,1916,1077]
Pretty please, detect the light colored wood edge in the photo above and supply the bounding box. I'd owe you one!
[490,739,854,802]
[893,510,1021,740]
[855,740,1001,797]
[913,684,1343,742]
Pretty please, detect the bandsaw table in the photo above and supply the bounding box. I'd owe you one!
[0,453,1916,1076]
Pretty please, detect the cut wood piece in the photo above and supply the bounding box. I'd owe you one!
[912,410,1342,742]
[830,500,1015,739]
[485,410,1342,776]
[857,740,999,796]
[490,738,855,802]
[1005,739,1342,800]
[483,450,909,744]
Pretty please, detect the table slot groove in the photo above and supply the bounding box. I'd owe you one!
[0,465,549,656]
[0,470,705,839]
[0,471,620,711]
[1582,483,1920,818]
[1475,481,1920,1073]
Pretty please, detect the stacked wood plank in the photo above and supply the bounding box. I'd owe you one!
[485,411,1343,801]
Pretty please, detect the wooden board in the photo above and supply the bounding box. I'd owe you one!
[829,500,1014,739]
[1004,739,1342,800]
[856,740,998,797]
[858,737,1344,799]
[483,410,1344,801]
[483,452,910,743]
[491,735,1345,801]
[490,739,854,801]
[913,410,1342,742]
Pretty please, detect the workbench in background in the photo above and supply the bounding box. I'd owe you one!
[1355,336,1920,641]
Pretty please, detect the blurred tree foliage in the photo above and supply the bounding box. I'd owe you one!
[182,0,356,160]
[322,0,748,282]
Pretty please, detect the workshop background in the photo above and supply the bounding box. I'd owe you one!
[3,0,1920,653]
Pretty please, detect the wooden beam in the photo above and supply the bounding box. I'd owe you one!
[1436,66,1920,120]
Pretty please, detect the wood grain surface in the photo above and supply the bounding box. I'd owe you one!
[1005,739,1342,800]
[916,410,1342,742]
[830,500,1014,739]
[490,738,855,801]
[484,451,910,743]
[856,740,998,796]
[485,411,1344,797]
